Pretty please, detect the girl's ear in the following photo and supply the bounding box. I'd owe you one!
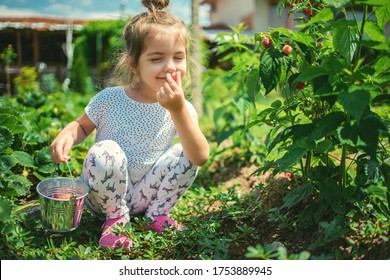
[127,55,137,73]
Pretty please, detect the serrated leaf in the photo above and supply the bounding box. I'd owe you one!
[246,65,261,104]
[362,20,388,50]
[0,155,18,172]
[297,66,328,82]
[374,56,390,73]
[0,126,14,152]
[374,3,390,29]
[296,7,334,28]
[35,147,57,174]
[337,122,360,146]
[3,178,31,196]
[0,113,26,134]
[0,196,14,222]
[333,23,358,62]
[338,88,370,121]
[315,139,335,153]
[324,0,350,9]
[260,48,282,94]
[318,178,344,214]
[308,112,346,142]
[359,112,388,157]
[275,145,307,170]
[12,151,35,168]
[6,174,33,187]
[281,182,313,209]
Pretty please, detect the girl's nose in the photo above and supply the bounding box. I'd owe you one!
[164,60,176,73]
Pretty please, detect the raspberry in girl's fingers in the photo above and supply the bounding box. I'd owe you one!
[171,74,178,83]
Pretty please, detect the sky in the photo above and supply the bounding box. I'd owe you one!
[0,0,210,25]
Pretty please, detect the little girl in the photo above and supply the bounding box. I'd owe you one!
[50,0,209,250]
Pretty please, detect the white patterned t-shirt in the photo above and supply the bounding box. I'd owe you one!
[85,86,198,182]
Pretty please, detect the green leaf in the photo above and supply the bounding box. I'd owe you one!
[281,183,313,209]
[358,112,388,157]
[296,66,328,82]
[259,48,282,94]
[337,122,360,146]
[0,196,14,222]
[12,151,35,168]
[333,21,358,62]
[6,174,33,187]
[318,178,344,214]
[324,0,350,9]
[4,176,31,196]
[308,112,346,142]
[296,7,334,28]
[35,146,57,174]
[315,139,335,154]
[338,88,370,121]
[292,32,315,46]
[0,155,18,172]
[246,65,261,103]
[0,126,13,152]
[374,56,390,73]
[374,3,390,29]
[362,20,388,50]
[0,113,26,134]
[275,142,307,170]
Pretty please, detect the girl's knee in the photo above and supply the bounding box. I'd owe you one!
[87,140,127,167]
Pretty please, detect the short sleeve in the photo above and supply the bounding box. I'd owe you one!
[185,100,198,118]
[85,89,108,128]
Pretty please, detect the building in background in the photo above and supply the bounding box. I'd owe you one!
[201,0,292,37]
[0,17,85,94]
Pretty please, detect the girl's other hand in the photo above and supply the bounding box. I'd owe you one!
[157,71,185,113]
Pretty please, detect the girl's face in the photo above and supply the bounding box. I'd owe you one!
[136,30,187,99]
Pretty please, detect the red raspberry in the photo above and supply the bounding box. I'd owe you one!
[296,81,305,90]
[262,38,272,49]
[305,9,313,17]
[282,44,293,55]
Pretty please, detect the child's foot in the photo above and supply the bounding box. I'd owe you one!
[146,215,184,233]
[99,217,132,250]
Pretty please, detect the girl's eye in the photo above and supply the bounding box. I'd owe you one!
[174,57,184,61]
[150,58,162,62]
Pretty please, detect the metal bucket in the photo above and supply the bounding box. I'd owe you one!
[36,177,89,233]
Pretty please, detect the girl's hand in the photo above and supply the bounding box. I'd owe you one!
[156,71,185,113]
[50,133,73,163]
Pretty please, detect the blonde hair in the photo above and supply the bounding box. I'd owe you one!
[111,0,193,89]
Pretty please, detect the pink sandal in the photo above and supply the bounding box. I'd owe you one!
[147,215,184,233]
[99,217,132,250]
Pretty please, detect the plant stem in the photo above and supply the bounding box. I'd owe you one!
[340,144,347,191]
[282,84,305,181]
[354,4,367,68]
[304,151,312,181]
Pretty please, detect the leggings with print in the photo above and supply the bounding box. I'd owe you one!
[80,140,198,221]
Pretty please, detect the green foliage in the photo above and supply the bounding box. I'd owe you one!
[245,0,390,226]
[204,0,390,253]
[202,23,270,164]
[246,243,310,260]
[0,67,93,250]
[0,44,17,65]
[70,19,126,93]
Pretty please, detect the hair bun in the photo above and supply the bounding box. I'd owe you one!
[141,0,170,11]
